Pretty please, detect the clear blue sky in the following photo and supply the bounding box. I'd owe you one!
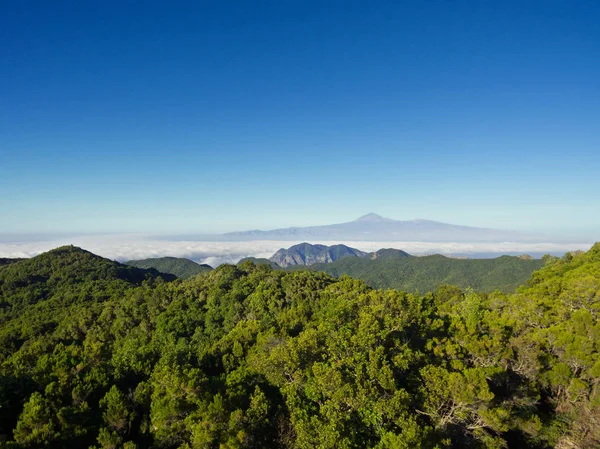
[1,1,599,237]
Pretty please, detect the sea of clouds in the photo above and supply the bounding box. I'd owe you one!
[0,234,594,267]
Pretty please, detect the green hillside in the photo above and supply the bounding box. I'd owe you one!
[0,258,25,268]
[0,246,176,325]
[262,244,543,293]
[369,248,411,260]
[125,256,212,279]
[237,256,282,269]
[0,244,599,448]
[303,253,545,293]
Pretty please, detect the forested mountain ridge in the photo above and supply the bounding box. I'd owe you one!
[369,248,411,259]
[0,246,176,322]
[0,246,173,287]
[237,257,282,269]
[125,257,212,279]
[301,253,545,293]
[0,244,599,448]
[246,243,541,293]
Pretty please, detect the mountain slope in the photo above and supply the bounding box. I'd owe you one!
[125,256,212,279]
[222,213,535,242]
[369,248,411,260]
[259,243,541,292]
[270,242,367,267]
[0,245,176,322]
[237,257,282,268]
[0,258,25,268]
[301,252,545,293]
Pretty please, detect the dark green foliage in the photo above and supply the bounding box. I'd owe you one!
[370,248,411,260]
[0,243,599,448]
[253,248,542,294]
[237,257,282,269]
[303,253,545,293]
[0,258,25,268]
[125,257,213,279]
[0,246,175,322]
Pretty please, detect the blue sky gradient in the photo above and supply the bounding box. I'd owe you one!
[1,1,599,237]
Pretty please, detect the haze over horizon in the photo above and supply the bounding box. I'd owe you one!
[0,212,594,266]
[1,1,599,240]
[0,212,596,243]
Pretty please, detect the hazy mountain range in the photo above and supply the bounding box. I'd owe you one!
[222,213,538,242]
[1,215,590,266]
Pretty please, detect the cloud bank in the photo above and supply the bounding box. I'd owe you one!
[0,234,594,266]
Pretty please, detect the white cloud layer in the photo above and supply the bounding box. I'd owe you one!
[0,235,595,266]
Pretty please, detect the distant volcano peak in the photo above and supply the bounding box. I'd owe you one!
[354,213,392,223]
[223,213,534,243]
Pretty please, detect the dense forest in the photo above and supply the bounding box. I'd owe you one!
[126,246,544,294]
[0,244,599,448]
[125,258,212,280]
[239,250,544,294]
[297,252,546,293]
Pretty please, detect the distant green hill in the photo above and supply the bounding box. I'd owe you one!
[369,248,411,260]
[125,256,212,279]
[237,257,281,269]
[258,244,543,293]
[0,246,176,323]
[301,253,545,293]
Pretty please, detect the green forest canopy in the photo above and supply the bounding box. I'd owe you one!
[237,249,544,294]
[126,251,544,294]
[125,257,212,280]
[0,244,599,448]
[297,252,545,293]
